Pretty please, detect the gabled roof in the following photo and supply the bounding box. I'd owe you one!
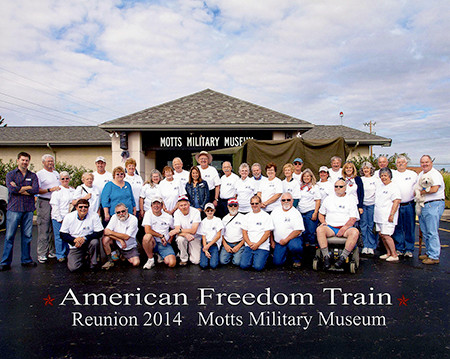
[0,126,111,146]
[99,89,314,131]
[301,125,391,146]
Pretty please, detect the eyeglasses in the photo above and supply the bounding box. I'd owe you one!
[78,205,89,209]
[205,209,214,212]
[281,199,292,202]
[115,173,125,176]
[60,177,70,180]
[228,204,238,207]
[250,202,260,206]
[335,185,345,188]
[116,210,127,214]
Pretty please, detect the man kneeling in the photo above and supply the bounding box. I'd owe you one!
[102,203,140,269]
[142,196,176,269]
[316,179,360,269]
[60,199,103,272]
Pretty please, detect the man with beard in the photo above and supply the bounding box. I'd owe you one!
[270,192,305,268]
[316,179,360,269]
[220,199,246,266]
[101,203,140,270]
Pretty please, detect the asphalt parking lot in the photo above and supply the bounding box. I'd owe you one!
[0,213,449,359]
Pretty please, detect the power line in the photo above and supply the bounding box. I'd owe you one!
[0,92,95,125]
[0,74,122,118]
[0,104,84,126]
[0,66,125,116]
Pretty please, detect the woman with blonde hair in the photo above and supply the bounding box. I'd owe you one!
[298,169,321,246]
[139,169,162,215]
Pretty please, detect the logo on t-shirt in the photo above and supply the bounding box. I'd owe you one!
[256,222,262,226]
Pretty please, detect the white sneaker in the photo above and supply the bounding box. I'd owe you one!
[386,256,399,262]
[396,250,404,256]
[143,258,155,270]
[367,248,374,255]
[404,251,413,258]
[155,253,164,263]
[379,254,389,259]
[48,253,56,259]
[38,256,47,263]
[361,248,368,254]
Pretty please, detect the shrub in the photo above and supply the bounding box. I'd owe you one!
[349,153,410,172]
[55,162,92,188]
[0,159,34,186]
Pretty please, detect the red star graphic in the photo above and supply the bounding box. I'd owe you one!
[397,295,409,306]
[43,294,55,306]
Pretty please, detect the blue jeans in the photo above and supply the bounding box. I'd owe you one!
[419,200,445,260]
[220,242,245,266]
[393,202,415,252]
[360,204,378,249]
[1,211,34,266]
[240,246,269,271]
[273,236,303,265]
[301,210,318,245]
[52,219,68,260]
[200,243,219,269]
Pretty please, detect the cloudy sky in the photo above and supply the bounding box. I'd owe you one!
[1,0,449,166]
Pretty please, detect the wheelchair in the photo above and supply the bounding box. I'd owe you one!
[312,236,360,274]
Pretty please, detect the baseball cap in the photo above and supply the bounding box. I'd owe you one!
[319,166,329,172]
[204,203,215,210]
[151,196,163,204]
[293,158,303,163]
[227,198,239,205]
[95,156,106,163]
[177,195,189,202]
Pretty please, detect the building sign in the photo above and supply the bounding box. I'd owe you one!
[144,131,272,150]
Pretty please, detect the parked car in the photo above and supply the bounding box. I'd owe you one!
[0,185,7,229]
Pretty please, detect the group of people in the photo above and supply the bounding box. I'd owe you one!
[0,150,445,272]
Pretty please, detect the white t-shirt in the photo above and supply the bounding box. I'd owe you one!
[293,172,303,185]
[418,167,445,202]
[328,168,343,184]
[270,207,305,243]
[73,185,101,214]
[374,181,401,224]
[298,184,321,213]
[282,178,301,200]
[37,169,60,199]
[173,207,202,239]
[106,214,139,250]
[392,169,417,203]
[140,184,162,212]
[242,210,274,251]
[199,216,224,248]
[250,175,268,193]
[222,213,245,244]
[219,173,239,199]
[235,177,256,213]
[361,176,380,206]
[142,210,174,243]
[198,166,220,191]
[125,174,144,211]
[159,178,186,212]
[93,171,113,193]
[317,181,333,202]
[60,211,104,249]
[319,193,360,227]
[50,186,75,222]
[258,177,283,212]
[344,178,359,202]
[174,170,190,189]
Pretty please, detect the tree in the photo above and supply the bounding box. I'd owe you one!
[0,116,7,127]
[350,153,411,171]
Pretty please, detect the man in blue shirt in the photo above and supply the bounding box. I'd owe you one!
[0,152,40,270]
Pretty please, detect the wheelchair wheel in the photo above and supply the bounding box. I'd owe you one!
[312,257,319,271]
[350,261,357,274]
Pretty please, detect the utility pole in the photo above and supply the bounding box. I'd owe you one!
[363,121,377,156]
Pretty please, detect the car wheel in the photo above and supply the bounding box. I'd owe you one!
[0,203,6,229]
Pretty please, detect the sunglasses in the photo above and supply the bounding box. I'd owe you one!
[116,210,127,214]
[78,205,89,209]
[228,204,238,207]
[250,202,260,206]
[294,162,302,165]
[115,173,125,176]
[205,209,214,212]
[60,177,70,180]
[281,199,292,202]
[335,185,345,188]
